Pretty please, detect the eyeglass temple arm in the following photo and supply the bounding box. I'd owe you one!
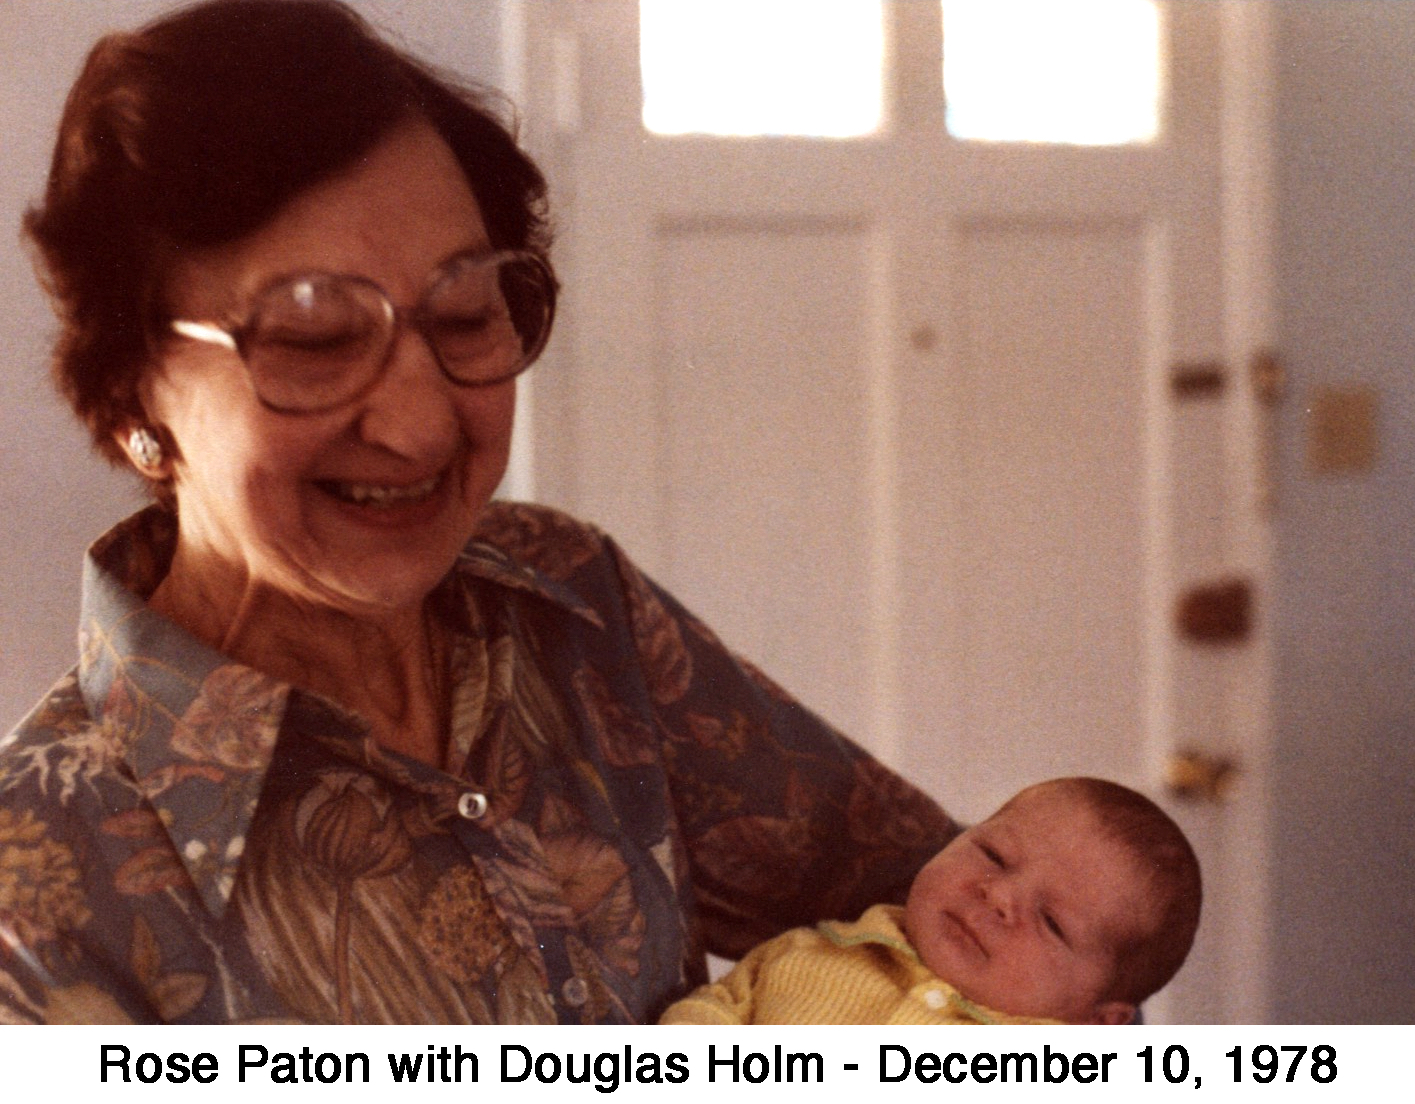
[171,319,238,351]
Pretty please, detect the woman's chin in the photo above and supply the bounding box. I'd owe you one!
[272,536,463,620]
[293,485,479,610]
[310,554,460,616]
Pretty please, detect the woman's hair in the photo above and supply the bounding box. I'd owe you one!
[24,0,552,465]
[1006,777,1203,1006]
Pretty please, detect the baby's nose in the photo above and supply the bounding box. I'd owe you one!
[980,876,1018,923]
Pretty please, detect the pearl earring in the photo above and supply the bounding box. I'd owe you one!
[128,427,164,471]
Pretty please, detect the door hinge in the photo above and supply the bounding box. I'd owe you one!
[1175,577,1253,643]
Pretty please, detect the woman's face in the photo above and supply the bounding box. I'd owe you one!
[140,121,516,621]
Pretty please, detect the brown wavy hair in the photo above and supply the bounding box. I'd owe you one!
[24,0,553,466]
[1002,777,1202,1006]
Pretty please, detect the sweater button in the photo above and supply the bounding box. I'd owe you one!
[923,988,947,1009]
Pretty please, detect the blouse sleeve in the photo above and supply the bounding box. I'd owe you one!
[603,536,961,961]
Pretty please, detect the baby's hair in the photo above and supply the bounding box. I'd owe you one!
[1004,777,1202,1005]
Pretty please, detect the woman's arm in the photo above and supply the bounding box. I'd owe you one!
[604,536,961,960]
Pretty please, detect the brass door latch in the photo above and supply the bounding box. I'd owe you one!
[1165,749,1240,803]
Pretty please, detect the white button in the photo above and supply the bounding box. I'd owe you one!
[561,976,590,1008]
[922,988,947,1009]
[457,791,488,820]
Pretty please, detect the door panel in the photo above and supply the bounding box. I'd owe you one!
[658,221,881,737]
[518,0,1274,1023]
[906,221,1150,817]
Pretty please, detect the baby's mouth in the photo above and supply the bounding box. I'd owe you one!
[946,912,988,959]
[319,474,441,507]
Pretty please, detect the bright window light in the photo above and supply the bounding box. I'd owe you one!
[943,0,1161,145]
[640,0,884,137]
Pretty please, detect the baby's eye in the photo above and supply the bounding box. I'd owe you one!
[1043,912,1066,941]
[979,844,1004,867]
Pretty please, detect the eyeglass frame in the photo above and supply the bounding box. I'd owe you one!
[167,247,557,415]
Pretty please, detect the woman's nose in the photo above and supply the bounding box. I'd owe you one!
[357,327,459,456]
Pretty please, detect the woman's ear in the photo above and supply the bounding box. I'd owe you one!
[116,424,172,479]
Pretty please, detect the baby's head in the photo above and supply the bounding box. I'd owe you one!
[903,777,1201,1024]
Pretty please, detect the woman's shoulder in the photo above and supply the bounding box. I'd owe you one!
[472,500,610,568]
[3,669,87,758]
[1,669,113,789]
[0,668,129,858]
[468,501,634,602]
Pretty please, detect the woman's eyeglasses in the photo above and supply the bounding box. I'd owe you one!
[170,249,556,414]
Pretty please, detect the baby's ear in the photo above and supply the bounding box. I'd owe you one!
[1092,1001,1137,1026]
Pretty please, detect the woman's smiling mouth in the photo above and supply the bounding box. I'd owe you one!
[319,474,441,507]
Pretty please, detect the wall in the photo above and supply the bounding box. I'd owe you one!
[1272,1,1415,1023]
[0,1,148,730]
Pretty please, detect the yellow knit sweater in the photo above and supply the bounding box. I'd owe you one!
[660,904,1053,1025]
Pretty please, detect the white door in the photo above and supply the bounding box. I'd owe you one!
[513,0,1275,1024]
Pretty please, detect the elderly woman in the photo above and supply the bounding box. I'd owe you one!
[0,0,957,1024]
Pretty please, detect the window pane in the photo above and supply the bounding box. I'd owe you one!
[943,0,1161,145]
[641,0,884,137]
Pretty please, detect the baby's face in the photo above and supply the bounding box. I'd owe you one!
[903,785,1146,1024]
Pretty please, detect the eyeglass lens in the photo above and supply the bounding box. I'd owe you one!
[243,252,553,413]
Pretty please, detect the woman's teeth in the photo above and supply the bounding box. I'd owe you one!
[327,475,439,506]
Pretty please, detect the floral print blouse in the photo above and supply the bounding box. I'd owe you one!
[0,502,958,1024]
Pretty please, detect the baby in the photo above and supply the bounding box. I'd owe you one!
[661,776,1201,1025]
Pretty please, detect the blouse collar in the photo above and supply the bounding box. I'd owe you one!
[74,504,600,917]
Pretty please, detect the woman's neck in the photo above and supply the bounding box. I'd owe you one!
[149,546,450,767]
